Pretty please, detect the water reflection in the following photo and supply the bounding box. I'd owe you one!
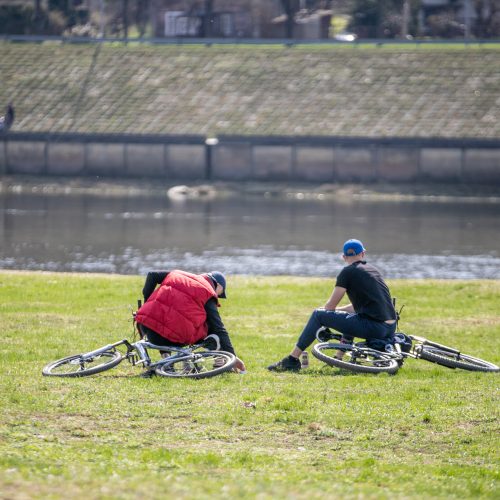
[0,192,499,278]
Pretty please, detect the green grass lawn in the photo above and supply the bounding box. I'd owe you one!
[0,271,498,499]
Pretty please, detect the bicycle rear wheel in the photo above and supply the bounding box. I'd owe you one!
[42,350,123,377]
[419,346,499,372]
[155,351,236,379]
[312,343,400,374]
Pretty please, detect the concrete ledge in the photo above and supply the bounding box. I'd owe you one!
[167,144,205,179]
[212,144,253,180]
[1,133,499,185]
[335,147,376,182]
[420,148,462,181]
[463,149,500,182]
[6,141,46,174]
[47,142,85,175]
[253,146,292,181]
[126,144,165,177]
[378,147,420,181]
[295,147,334,182]
[87,143,125,175]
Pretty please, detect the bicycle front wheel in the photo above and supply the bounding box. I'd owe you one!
[155,351,236,379]
[42,350,123,377]
[312,343,400,374]
[419,346,499,372]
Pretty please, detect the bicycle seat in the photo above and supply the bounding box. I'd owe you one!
[199,334,221,351]
[393,333,413,353]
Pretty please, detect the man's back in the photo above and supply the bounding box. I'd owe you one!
[336,261,395,322]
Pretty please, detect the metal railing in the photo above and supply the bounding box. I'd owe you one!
[2,34,500,47]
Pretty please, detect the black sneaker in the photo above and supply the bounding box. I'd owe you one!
[267,355,301,372]
[139,370,155,378]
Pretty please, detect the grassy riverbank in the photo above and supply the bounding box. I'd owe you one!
[0,272,499,499]
[2,41,499,139]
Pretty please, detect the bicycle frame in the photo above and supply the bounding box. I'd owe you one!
[77,338,204,370]
[126,340,202,369]
[410,335,461,355]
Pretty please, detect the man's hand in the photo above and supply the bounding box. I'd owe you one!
[233,357,246,373]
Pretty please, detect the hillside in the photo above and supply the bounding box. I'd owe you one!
[1,41,499,139]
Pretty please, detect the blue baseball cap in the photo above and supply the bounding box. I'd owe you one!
[208,271,227,298]
[343,239,366,257]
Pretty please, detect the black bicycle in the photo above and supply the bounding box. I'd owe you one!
[311,301,499,375]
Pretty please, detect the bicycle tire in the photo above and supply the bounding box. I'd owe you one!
[42,350,123,377]
[419,346,499,372]
[312,343,400,375]
[155,351,236,379]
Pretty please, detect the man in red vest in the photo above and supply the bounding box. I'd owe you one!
[136,269,246,373]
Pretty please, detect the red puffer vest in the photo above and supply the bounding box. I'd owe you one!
[135,270,218,345]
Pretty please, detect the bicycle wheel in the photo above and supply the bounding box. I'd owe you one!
[42,350,123,377]
[155,351,236,379]
[312,343,400,374]
[419,346,499,372]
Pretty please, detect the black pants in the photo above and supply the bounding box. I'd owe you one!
[138,324,185,348]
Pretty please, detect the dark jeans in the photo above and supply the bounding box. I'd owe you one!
[296,309,396,351]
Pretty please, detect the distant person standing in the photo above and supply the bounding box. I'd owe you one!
[0,103,14,132]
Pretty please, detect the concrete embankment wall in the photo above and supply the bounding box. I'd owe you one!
[2,42,499,184]
[1,132,499,184]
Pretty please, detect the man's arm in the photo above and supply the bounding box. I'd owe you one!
[205,299,246,372]
[142,271,168,301]
[324,286,352,311]
[204,299,235,355]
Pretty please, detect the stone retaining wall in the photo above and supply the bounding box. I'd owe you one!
[1,133,499,184]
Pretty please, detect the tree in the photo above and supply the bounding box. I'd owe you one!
[279,0,299,38]
[473,0,500,38]
[348,0,418,38]
[203,0,213,37]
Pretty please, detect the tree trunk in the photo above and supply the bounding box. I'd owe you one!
[402,0,410,38]
[376,0,386,38]
[281,0,295,39]
[33,0,42,33]
[204,0,214,38]
[123,0,129,39]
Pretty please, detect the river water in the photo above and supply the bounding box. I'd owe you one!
[1,191,499,279]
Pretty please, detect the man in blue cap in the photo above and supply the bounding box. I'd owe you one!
[136,269,245,374]
[268,239,397,372]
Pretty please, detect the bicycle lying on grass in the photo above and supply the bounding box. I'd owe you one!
[311,302,499,375]
[43,303,236,379]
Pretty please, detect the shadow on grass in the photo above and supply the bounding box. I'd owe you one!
[275,366,393,378]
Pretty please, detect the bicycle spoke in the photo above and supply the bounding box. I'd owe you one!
[155,351,236,379]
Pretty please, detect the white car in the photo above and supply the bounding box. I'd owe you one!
[334,32,357,42]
